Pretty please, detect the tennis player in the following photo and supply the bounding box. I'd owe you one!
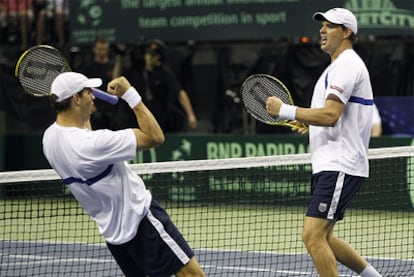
[42,72,205,277]
[266,8,382,277]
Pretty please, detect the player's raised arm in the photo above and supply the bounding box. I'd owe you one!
[107,76,165,151]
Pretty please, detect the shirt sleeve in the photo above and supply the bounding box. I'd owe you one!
[325,54,359,104]
[91,129,137,164]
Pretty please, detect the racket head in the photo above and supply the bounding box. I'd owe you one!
[240,74,294,126]
[15,45,71,97]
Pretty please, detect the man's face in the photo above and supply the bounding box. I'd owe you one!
[93,41,110,62]
[144,51,161,70]
[318,20,347,55]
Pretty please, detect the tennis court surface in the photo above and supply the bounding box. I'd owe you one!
[1,146,413,276]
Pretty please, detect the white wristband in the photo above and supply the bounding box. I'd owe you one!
[279,103,297,120]
[121,87,142,108]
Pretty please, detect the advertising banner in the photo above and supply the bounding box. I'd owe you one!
[69,0,414,45]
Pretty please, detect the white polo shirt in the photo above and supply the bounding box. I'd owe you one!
[309,49,373,177]
[42,124,151,244]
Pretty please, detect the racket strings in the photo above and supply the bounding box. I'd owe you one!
[241,75,293,124]
[17,47,69,97]
[243,80,279,122]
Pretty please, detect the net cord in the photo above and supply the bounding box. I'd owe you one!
[1,146,413,183]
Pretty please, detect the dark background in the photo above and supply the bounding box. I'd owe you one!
[0,0,413,135]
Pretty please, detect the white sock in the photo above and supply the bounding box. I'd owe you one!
[360,264,382,277]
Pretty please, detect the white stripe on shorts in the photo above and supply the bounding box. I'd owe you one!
[146,209,190,265]
[327,172,345,220]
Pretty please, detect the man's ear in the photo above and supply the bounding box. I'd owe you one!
[343,28,353,39]
[72,93,81,106]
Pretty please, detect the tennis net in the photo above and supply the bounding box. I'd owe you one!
[0,146,413,276]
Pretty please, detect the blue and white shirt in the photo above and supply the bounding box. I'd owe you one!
[43,124,151,244]
[309,49,373,177]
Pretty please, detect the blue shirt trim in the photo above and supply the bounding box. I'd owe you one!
[349,96,374,106]
[63,164,114,186]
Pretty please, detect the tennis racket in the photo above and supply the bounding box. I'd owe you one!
[15,45,118,104]
[241,73,301,128]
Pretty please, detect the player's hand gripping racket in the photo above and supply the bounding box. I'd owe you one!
[15,45,118,104]
[241,73,307,130]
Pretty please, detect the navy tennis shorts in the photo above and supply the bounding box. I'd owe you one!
[106,199,194,277]
[306,171,365,221]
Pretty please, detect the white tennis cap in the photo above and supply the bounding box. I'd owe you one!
[51,72,102,102]
[313,8,358,34]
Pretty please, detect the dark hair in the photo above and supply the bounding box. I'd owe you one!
[145,38,166,61]
[93,35,109,46]
[349,32,357,44]
[50,90,84,113]
[341,25,357,44]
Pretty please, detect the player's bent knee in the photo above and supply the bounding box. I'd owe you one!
[302,227,324,250]
[302,226,315,245]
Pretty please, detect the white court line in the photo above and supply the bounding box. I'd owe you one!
[196,247,414,262]
[1,252,410,277]
[3,241,414,263]
[2,244,412,276]
[191,264,357,276]
[0,254,324,276]
[202,264,317,275]
[0,253,113,267]
[1,239,106,246]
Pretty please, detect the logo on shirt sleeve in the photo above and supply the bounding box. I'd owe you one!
[330,85,344,94]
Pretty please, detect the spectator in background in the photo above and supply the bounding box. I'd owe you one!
[371,103,382,137]
[1,0,33,50]
[77,36,124,130]
[35,0,68,48]
[123,39,198,133]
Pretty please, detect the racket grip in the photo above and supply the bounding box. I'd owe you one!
[92,88,119,105]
